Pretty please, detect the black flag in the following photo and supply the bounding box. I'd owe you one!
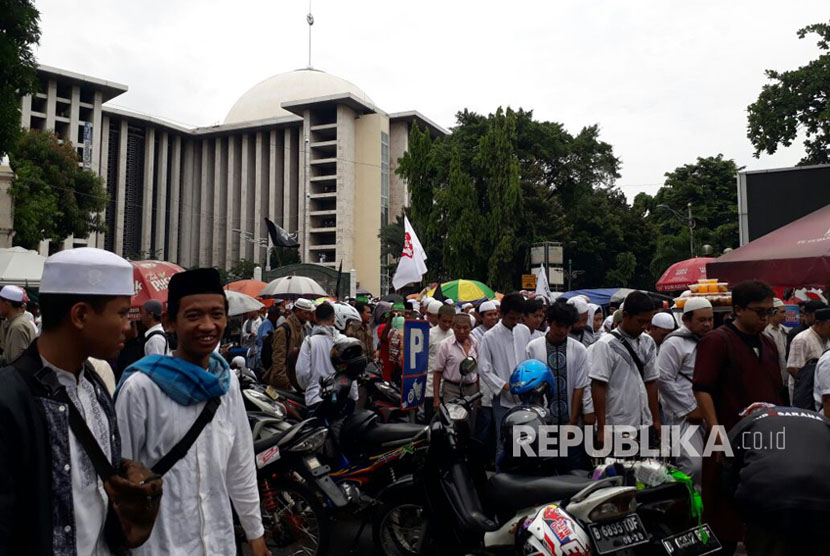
[264,218,300,248]
[432,282,446,302]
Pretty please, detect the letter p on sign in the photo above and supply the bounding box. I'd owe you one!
[409,328,424,369]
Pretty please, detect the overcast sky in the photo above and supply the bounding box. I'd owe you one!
[33,0,828,201]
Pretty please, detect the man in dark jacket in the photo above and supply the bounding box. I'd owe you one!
[725,402,830,555]
[0,248,148,555]
[266,298,313,390]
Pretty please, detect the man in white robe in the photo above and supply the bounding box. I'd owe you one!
[116,268,267,556]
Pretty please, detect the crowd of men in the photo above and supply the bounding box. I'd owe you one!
[1,245,829,555]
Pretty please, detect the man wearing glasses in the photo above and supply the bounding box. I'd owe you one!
[692,280,786,556]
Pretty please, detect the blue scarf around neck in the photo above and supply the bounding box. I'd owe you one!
[117,352,231,405]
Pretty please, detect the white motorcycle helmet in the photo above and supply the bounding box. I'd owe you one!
[520,504,591,556]
[332,302,361,332]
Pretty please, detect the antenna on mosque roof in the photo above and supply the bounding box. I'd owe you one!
[306,0,314,69]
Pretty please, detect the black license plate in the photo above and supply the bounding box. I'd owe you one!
[588,514,649,554]
[661,524,721,556]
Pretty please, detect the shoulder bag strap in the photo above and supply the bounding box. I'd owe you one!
[610,330,645,379]
[151,397,221,475]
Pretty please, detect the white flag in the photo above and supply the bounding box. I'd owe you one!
[392,216,428,291]
[535,266,552,302]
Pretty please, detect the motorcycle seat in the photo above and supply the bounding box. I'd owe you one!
[273,388,306,405]
[487,473,595,513]
[359,422,428,450]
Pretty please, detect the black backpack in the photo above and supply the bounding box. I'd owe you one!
[792,358,820,410]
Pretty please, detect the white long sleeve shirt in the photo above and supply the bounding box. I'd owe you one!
[115,371,263,555]
[296,327,357,406]
[656,326,699,424]
[478,321,520,408]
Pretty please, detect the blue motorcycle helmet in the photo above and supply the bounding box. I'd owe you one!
[509,359,555,405]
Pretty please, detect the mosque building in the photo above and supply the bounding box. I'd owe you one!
[17,64,447,294]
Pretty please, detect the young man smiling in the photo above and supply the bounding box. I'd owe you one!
[116,268,268,556]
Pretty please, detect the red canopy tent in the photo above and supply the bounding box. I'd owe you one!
[706,204,830,287]
[656,257,714,292]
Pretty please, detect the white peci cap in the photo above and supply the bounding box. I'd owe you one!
[683,297,713,314]
[40,248,133,296]
[478,301,497,313]
[567,297,589,315]
[427,300,443,315]
[651,312,676,330]
[0,285,25,303]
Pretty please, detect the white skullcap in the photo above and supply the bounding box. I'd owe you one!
[651,312,676,330]
[422,297,434,306]
[40,248,133,296]
[603,315,614,331]
[294,298,314,311]
[444,299,455,305]
[478,300,497,313]
[773,298,785,308]
[683,297,713,314]
[0,285,25,303]
[461,303,473,311]
[231,356,246,369]
[427,300,443,315]
[567,297,589,314]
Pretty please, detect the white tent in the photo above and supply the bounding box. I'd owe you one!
[0,246,46,287]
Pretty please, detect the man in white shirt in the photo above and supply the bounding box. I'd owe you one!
[241,309,263,367]
[140,299,170,356]
[116,268,267,556]
[426,304,455,421]
[296,302,356,408]
[590,291,660,450]
[789,307,830,404]
[813,347,830,417]
[657,297,713,485]
[471,300,499,343]
[479,293,525,459]
[567,297,594,347]
[763,298,789,395]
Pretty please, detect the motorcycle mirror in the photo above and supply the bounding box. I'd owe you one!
[459,356,477,376]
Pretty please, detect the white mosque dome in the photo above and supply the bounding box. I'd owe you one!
[224,68,375,124]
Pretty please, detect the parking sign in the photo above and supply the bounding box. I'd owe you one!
[401,319,429,409]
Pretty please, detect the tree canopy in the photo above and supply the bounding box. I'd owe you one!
[9,129,108,249]
[747,21,830,164]
[0,0,40,160]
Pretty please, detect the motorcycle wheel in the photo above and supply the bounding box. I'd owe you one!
[373,488,432,556]
[260,478,331,556]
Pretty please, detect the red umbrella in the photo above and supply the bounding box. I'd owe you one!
[130,260,184,320]
[656,257,714,292]
[707,204,830,287]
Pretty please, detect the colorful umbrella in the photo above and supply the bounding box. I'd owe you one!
[224,279,267,297]
[656,257,714,292]
[426,279,496,303]
[130,260,185,320]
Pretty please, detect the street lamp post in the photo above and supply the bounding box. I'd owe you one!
[657,202,696,258]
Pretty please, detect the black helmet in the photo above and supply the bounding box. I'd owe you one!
[330,336,367,379]
[499,405,550,472]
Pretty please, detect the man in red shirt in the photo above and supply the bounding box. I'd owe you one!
[693,280,785,554]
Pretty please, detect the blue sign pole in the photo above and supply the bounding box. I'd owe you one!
[401,319,429,410]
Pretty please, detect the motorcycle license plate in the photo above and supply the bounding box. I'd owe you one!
[265,386,279,400]
[587,514,649,554]
[661,524,721,556]
[304,456,323,474]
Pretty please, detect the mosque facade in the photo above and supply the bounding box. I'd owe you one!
[18,65,447,294]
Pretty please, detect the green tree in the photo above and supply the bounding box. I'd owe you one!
[9,129,107,249]
[747,21,830,164]
[227,258,257,282]
[269,246,300,269]
[442,148,483,279]
[606,252,637,286]
[0,0,40,159]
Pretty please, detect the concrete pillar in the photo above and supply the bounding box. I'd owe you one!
[114,119,128,256]
[155,131,168,259]
[336,105,356,270]
[299,113,309,264]
[168,136,182,262]
[254,131,264,263]
[69,86,80,145]
[283,128,293,235]
[45,80,56,130]
[20,95,31,128]
[213,137,225,266]
[389,120,410,218]
[0,165,14,248]
[240,134,250,260]
[141,127,155,255]
[92,91,103,174]
[94,115,110,249]
[199,140,211,266]
[269,130,283,229]
[227,136,239,268]
[180,140,195,267]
